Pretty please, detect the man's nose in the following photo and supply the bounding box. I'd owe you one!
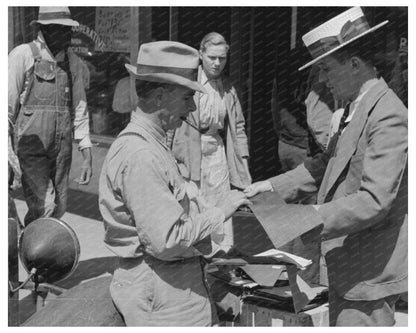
[213,58,220,66]
[188,98,196,112]
[318,70,327,83]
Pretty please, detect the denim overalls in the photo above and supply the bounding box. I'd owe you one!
[15,42,73,225]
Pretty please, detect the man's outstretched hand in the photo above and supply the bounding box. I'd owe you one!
[244,180,273,198]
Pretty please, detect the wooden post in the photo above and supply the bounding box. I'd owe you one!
[290,7,298,50]
[129,7,139,115]
[169,7,178,41]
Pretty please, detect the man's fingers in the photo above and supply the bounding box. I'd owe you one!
[241,198,252,206]
[244,188,257,198]
[74,168,91,185]
[79,172,91,185]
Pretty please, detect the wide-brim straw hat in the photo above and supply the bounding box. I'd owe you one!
[299,7,388,71]
[30,7,79,27]
[125,41,206,93]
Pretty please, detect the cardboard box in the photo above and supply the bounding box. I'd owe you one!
[210,192,329,326]
[239,301,329,326]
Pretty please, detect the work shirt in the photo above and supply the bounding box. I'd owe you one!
[99,111,225,261]
[8,31,91,149]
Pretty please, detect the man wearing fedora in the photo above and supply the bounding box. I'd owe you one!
[99,41,250,326]
[8,7,92,225]
[245,7,407,326]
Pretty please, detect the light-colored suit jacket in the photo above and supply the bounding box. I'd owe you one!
[269,78,408,301]
[172,66,251,189]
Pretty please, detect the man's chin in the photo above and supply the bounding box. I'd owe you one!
[207,70,221,79]
[174,118,184,129]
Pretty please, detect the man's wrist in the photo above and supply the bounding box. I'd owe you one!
[78,136,92,150]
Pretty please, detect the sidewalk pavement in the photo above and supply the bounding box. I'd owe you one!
[14,198,117,325]
[12,197,407,326]
[15,199,116,281]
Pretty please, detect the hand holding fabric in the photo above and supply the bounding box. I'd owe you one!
[217,190,251,220]
[244,180,273,198]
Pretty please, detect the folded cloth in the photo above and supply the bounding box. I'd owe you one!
[250,191,324,249]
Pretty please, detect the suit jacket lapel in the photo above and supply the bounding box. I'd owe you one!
[189,66,203,127]
[322,79,390,200]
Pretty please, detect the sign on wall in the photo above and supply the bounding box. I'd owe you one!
[95,7,130,53]
[71,25,106,56]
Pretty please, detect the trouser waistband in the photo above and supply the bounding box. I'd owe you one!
[119,253,202,268]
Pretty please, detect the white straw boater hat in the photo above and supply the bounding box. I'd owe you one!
[31,7,79,27]
[299,7,388,71]
[126,41,206,93]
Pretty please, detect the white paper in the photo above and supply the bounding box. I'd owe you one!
[254,248,312,270]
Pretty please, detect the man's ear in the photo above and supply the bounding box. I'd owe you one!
[350,56,362,74]
[153,86,165,108]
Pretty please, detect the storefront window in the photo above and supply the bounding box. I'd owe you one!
[70,7,133,138]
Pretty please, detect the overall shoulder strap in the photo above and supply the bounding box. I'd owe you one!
[64,49,74,118]
[20,42,41,109]
[28,41,41,61]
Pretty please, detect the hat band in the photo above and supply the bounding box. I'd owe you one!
[136,64,197,81]
[38,11,72,21]
[308,17,370,59]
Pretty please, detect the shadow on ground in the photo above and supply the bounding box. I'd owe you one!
[12,188,102,221]
[16,257,120,326]
[22,276,124,326]
[56,256,118,289]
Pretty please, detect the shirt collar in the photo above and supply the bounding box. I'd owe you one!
[347,78,380,121]
[356,78,379,102]
[200,69,209,86]
[36,31,65,61]
[129,109,168,148]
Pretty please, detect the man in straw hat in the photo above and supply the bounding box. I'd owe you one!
[245,7,407,326]
[8,7,92,226]
[98,41,250,326]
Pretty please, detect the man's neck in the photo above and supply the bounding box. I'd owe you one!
[135,104,165,132]
[38,31,65,58]
[349,72,378,102]
[49,45,65,58]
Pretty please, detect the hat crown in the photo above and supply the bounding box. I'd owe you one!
[38,6,71,14]
[136,41,200,69]
[298,6,388,71]
[37,6,72,20]
[33,6,78,26]
[125,41,205,93]
[303,7,366,47]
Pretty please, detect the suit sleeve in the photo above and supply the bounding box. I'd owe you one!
[318,98,408,240]
[269,151,329,202]
[232,86,250,158]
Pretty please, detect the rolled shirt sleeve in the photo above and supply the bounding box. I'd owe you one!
[122,149,225,261]
[8,44,33,125]
[70,52,92,150]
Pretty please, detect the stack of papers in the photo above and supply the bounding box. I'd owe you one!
[254,249,312,270]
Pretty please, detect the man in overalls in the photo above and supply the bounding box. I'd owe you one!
[8,7,92,225]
